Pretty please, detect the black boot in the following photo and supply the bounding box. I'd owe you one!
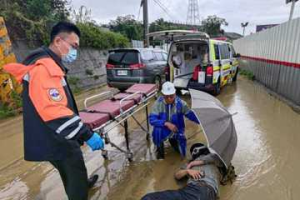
[88,174,99,189]
[156,143,165,159]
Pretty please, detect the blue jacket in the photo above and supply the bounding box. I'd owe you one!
[149,96,199,156]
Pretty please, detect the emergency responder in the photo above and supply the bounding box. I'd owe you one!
[4,22,103,200]
[149,82,199,159]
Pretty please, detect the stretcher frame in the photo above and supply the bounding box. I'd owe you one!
[83,88,158,161]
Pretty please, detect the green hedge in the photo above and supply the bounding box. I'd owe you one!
[77,23,129,50]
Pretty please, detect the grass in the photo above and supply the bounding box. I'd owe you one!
[0,91,23,119]
[240,69,255,80]
[0,103,19,119]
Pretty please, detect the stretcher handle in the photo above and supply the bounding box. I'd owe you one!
[84,91,113,109]
[119,91,143,113]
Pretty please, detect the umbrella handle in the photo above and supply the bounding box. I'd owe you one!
[231,112,238,116]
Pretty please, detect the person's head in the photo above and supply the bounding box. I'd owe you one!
[161,82,176,104]
[49,22,81,63]
[172,54,182,67]
[190,143,210,160]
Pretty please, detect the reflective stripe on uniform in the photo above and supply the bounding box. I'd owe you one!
[61,78,67,87]
[56,116,80,134]
[65,122,83,140]
[23,74,30,82]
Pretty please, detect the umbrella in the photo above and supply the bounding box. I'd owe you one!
[189,89,237,169]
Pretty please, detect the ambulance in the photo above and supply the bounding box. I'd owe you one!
[148,30,240,95]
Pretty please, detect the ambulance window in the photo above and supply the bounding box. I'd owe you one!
[162,53,168,61]
[220,44,230,59]
[214,45,220,60]
[230,46,237,57]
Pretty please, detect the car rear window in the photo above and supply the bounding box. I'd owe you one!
[154,52,164,61]
[108,51,139,65]
[141,50,155,61]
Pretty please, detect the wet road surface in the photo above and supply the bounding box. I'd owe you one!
[1,77,300,200]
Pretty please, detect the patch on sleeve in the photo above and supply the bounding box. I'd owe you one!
[49,88,63,102]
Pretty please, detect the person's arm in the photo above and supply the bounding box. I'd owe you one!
[149,100,166,127]
[181,100,199,124]
[175,169,203,180]
[29,65,94,143]
[189,153,222,168]
[187,160,205,169]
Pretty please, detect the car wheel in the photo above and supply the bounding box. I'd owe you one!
[176,88,182,95]
[213,80,221,96]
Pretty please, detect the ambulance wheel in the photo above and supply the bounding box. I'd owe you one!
[213,80,221,96]
[233,68,239,82]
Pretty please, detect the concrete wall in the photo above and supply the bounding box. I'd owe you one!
[12,40,108,90]
[233,18,300,106]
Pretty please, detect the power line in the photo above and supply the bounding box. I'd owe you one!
[137,2,142,21]
[152,0,175,20]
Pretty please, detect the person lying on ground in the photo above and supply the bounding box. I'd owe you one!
[141,142,234,200]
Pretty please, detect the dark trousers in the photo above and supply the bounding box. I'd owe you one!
[141,183,217,200]
[156,138,180,159]
[50,153,89,200]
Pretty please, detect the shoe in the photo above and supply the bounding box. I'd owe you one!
[88,174,99,189]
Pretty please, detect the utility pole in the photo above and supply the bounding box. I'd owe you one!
[142,0,149,47]
[287,0,299,21]
[241,22,249,36]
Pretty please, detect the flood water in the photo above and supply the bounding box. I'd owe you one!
[1,77,300,200]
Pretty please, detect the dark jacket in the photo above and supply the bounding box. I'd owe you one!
[4,47,93,161]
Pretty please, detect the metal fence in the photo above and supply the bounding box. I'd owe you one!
[233,17,300,105]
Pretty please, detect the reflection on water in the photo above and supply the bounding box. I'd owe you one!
[1,78,300,200]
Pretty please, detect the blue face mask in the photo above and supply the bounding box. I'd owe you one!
[62,47,77,63]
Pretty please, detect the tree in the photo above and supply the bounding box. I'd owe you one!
[150,18,202,32]
[0,0,70,43]
[201,15,228,36]
[108,15,143,41]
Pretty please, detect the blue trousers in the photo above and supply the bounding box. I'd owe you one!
[141,183,216,200]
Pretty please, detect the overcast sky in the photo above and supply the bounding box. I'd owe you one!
[70,0,300,35]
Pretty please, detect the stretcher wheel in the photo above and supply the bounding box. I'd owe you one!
[146,134,150,141]
[104,136,110,144]
[126,152,133,162]
[102,150,108,160]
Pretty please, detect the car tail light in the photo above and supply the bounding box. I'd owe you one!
[164,65,170,75]
[106,64,115,69]
[192,65,201,81]
[130,63,146,69]
[206,65,214,76]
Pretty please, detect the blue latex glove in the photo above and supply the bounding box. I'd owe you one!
[86,133,104,151]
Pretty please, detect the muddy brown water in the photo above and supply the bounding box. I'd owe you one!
[1,77,300,200]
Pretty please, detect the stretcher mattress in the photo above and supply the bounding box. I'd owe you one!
[88,100,135,117]
[79,112,109,130]
[125,84,156,95]
[112,93,142,103]
[80,84,156,129]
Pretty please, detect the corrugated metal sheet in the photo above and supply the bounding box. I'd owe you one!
[233,17,300,105]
